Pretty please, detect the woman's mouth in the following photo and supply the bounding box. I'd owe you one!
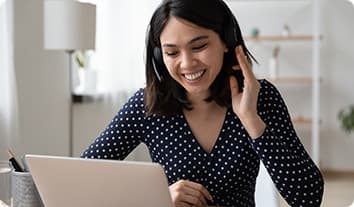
[183,70,206,81]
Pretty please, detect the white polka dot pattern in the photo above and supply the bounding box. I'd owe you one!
[81,79,324,207]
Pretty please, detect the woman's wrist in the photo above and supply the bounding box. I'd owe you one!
[239,114,266,139]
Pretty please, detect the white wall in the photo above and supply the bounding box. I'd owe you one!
[320,0,354,171]
[12,0,151,161]
[13,0,69,156]
[12,0,354,171]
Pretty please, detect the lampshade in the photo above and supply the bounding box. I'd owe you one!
[44,0,96,50]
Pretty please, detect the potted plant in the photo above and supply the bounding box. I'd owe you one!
[338,105,354,135]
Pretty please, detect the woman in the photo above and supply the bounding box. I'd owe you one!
[81,0,324,206]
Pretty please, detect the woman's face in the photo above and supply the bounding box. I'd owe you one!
[160,17,227,98]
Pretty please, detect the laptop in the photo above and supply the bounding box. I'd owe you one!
[25,154,173,207]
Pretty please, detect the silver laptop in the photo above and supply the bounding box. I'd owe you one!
[25,154,173,207]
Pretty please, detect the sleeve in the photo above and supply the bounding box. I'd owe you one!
[80,89,146,160]
[249,79,324,206]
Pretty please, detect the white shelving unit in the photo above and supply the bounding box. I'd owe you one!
[227,1,322,206]
[227,0,321,165]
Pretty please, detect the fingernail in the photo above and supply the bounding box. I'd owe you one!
[236,45,241,52]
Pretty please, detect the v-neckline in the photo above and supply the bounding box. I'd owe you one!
[182,108,229,155]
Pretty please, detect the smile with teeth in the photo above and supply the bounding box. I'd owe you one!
[183,70,205,81]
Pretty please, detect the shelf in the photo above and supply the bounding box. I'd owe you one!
[244,35,321,42]
[72,93,104,103]
[229,0,321,164]
[245,35,313,41]
[267,77,312,84]
[292,117,312,125]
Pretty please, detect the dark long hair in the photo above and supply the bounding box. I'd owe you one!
[144,0,255,116]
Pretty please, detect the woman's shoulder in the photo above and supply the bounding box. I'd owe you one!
[134,88,145,97]
[258,79,277,91]
[127,88,145,103]
[120,88,146,112]
[257,78,285,104]
[257,78,282,96]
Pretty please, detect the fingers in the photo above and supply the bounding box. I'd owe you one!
[230,46,261,120]
[183,194,207,207]
[169,180,213,207]
[229,75,240,97]
[182,182,209,206]
[234,46,254,80]
[185,181,213,202]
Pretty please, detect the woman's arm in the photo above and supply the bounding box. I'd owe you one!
[250,79,324,206]
[230,46,324,206]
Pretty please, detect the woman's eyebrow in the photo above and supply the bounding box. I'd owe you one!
[162,35,209,48]
[188,35,209,44]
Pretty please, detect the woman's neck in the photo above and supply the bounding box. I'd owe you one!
[185,92,225,117]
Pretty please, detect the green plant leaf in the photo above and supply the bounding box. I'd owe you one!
[338,105,354,134]
[75,51,85,68]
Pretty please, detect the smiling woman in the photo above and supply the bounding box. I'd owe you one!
[81,0,324,206]
[160,17,227,98]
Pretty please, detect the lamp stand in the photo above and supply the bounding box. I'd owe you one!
[66,50,74,157]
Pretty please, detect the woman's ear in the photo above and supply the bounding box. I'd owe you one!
[224,47,229,53]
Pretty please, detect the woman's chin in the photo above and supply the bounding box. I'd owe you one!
[185,88,210,98]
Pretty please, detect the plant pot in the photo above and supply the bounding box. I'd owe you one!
[76,68,97,94]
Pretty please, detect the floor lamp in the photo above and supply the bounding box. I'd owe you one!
[43,0,96,156]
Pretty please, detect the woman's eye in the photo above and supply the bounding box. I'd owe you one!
[192,43,207,51]
[165,51,178,56]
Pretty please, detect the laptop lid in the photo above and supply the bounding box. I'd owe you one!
[25,154,173,207]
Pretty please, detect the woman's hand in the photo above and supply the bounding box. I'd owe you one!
[169,180,213,207]
[229,46,266,139]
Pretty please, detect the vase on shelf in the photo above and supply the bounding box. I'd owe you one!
[282,24,291,37]
[75,67,97,95]
[74,50,98,95]
[269,57,278,79]
[269,46,280,79]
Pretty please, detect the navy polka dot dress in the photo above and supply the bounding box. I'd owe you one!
[81,79,324,207]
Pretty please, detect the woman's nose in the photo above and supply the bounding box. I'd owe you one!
[180,52,196,69]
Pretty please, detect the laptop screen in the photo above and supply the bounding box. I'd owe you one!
[25,154,173,207]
